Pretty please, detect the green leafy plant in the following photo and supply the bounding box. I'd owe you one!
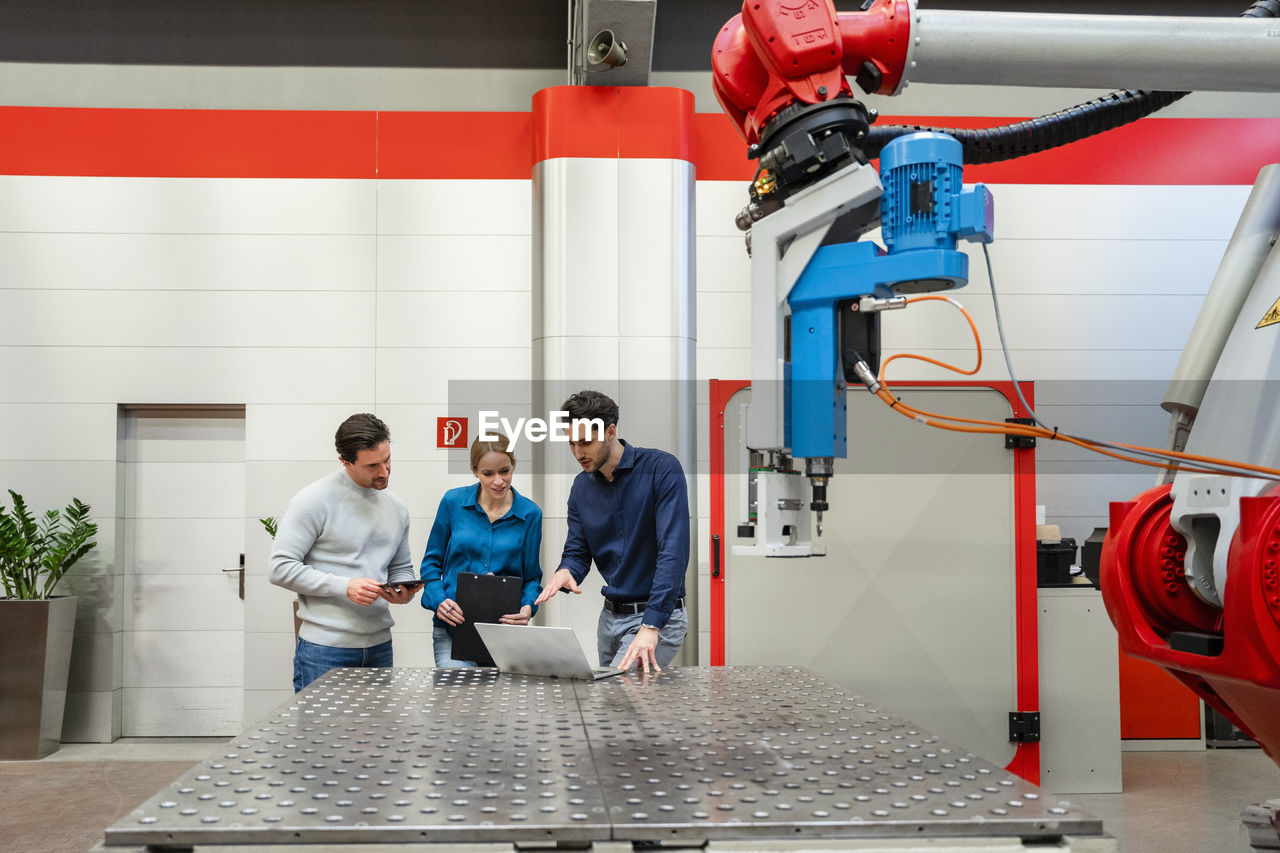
[0,490,99,600]
[259,517,278,539]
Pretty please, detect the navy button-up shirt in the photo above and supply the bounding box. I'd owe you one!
[559,441,690,628]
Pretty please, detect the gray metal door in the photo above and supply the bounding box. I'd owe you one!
[721,385,1025,767]
[120,406,246,736]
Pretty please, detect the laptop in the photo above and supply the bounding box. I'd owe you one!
[474,622,624,680]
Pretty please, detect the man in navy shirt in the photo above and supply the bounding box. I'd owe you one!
[535,390,690,673]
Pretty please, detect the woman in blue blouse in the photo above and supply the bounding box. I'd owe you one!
[420,433,543,667]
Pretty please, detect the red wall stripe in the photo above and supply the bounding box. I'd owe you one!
[692,113,1280,185]
[0,104,1275,184]
[0,106,377,178]
[378,111,532,179]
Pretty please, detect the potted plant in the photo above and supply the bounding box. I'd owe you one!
[0,490,98,759]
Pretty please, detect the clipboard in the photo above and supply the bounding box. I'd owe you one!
[451,572,522,665]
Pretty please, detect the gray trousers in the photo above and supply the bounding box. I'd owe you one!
[597,605,688,668]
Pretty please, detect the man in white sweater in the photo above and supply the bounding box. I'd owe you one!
[269,413,418,691]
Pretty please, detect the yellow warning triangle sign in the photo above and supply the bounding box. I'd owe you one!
[1259,297,1280,329]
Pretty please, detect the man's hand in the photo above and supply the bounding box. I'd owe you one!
[379,584,416,605]
[618,625,661,674]
[436,598,465,626]
[347,577,385,606]
[499,604,533,625]
[534,568,581,605]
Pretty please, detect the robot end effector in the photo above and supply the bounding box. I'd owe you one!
[721,1,993,556]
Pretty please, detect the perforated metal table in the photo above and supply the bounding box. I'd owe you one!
[102,666,1109,850]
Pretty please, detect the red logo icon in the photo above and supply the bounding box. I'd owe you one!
[437,417,467,449]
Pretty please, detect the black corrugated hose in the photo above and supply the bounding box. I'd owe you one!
[864,0,1280,164]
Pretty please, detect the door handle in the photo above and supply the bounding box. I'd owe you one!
[221,553,246,600]
[712,533,721,579]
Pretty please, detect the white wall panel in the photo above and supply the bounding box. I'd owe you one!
[377,179,531,236]
[880,294,1204,352]
[66,624,119,693]
[122,415,244,463]
[695,182,751,237]
[242,515,275,572]
[129,575,243,631]
[61,690,118,743]
[696,292,750,350]
[369,403,464,463]
[0,176,376,234]
[528,338,620,385]
[247,462,444,541]
[131,518,244,574]
[73,557,123,634]
[377,235,531,292]
[0,461,118,521]
[245,404,380,461]
[123,687,241,736]
[531,471,575,527]
[375,346,531,404]
[245,460,349,518]
[0,403,117,460]
[376,291,530,348]
[355,460,452,523]
[976,239,1226,296]
[535,515,606,656]
[243,631,295,692]
[389,629,434,668]
[618,337,695,384]
[0,290,375,348]
[618,159,695,340]
[125,630,243,687]
[1039,472,1158,516]
[991,185,1249,241]
[243,575,300,635]
[0,233,375,291]
[406,515,433,567]
[695,348,750,381]
[127,461,244,519]
[696,235,751,293]
[533,159,622,339]
[0,347,376,403]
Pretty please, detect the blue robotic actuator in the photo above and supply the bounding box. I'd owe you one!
[735,132,994,557]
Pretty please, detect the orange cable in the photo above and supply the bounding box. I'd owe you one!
[867,296,1280,479]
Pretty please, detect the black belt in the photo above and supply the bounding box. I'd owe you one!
[603,597,684,615]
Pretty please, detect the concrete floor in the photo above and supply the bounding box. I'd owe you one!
[0,740,1276,852]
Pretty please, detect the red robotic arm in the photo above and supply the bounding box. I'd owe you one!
[711,0,910,149]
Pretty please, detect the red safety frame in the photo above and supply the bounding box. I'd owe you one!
[708,378,1040,783]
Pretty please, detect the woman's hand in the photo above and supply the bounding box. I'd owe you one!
[436,598,465,626]
[499,604,533,625]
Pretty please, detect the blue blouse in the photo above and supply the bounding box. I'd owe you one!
[419,484,543,626]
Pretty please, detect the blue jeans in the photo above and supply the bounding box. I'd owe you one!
[432,625,479,668]
[293,637,394,692]
[597,606,687,668]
